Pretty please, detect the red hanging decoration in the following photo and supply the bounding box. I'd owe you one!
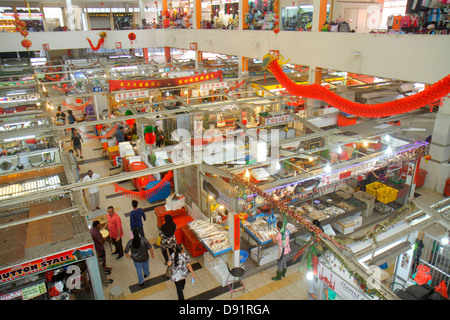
[262,53,450,117]
[86,32,107,51]
[76,98,83,104]
[21,38,32,49]
[128,32,136,45]
[62,98,92,110]
[113,171,173,200]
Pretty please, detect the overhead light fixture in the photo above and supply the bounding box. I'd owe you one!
[385,134,391,142]
[385,146,393,155]
[275,161,281,172]
[306,271,314,280]
[324,163,331,173]
[442,235,449,246]
[337,146,342,154]
[363,141,369,147]
[244,169,250,179]
[4,135,35,142]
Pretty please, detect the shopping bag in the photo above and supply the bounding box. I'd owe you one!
[435,280,449,299]
[165,265,173,278]
[156,234,162,247]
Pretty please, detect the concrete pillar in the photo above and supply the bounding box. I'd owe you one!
[85,255,105,300]
[239,0,249,30]
[194,0,202,29]
[420,98,450,193]
[238,56,248,87]
[65,0,75,31]
[139,0,146,28]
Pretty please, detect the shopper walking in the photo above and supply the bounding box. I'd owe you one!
[129,200,146,237]
[82,169,101,210]
[159,214,177,264]
[167,244,196,300]
[71,129,84,158]
[106,206,124,260]
[271,220,291,281]
[115,126,125,144]
[90,220,113,275]
[100,126,109,157]
[125,229,155,286]
[67,109,75,125]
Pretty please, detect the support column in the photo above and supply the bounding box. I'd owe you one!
[239,0,249,30]
[164,46,171,63]
[306,0,327,117]
[194,0,202,29]
[65,0,75,31]
[420,98,450,193]
[139,0,146,28]
[238,56,248,87]
[85,255,105,300]
[195,50,203,69]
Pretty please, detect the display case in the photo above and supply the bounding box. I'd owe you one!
[0,148,61,173]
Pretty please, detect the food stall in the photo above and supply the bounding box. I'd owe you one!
[0,199,104,300]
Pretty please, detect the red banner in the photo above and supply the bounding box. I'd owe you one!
[109,70,223,92]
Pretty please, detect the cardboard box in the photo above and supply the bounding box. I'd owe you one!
[333,217,355,235]
[352,215,363,229]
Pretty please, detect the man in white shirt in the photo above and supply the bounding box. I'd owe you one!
[83,169,101,210]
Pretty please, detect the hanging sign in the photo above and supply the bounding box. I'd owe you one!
[317,262,369,300]
[263,114,294,125]
[115,42,122,49]
[190,42,198,50]
[115,90,149,101]
[109,70,223,92]
[199,81,227,91]
[0,244,95,285]
[42,43,49,51]
[234,215,240,251]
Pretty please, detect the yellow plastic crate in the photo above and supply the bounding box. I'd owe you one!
[366,182,386,197]
[376,187,399,204]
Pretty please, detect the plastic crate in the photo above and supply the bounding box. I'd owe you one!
[354,191,376,206]
[338,184,355,195]
[366,182,386,197]
[376,187,399,204]
[389,176,405,185]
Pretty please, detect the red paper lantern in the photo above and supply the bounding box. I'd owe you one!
[138,177,150,187]
[273,27,280,34]
[16,25,22,32]
[62,83,68,88]
[21,39,32,49]
[20,30,28,37]
[95,124,103,131]
[128,32,136,41]
[19,20,26,28]
[76,98,83,104]
[163,19,170,28]
[125,119,135,126]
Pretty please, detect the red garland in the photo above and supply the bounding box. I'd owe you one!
[62,98,92,110]
[265,56,450,117]
[113,171,173,200]
[86,37,105,51]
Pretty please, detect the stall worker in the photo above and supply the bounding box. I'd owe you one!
[271,220,291,281]
[105,206,124,260]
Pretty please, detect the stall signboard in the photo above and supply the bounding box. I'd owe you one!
[113,12,133,18]
[262,114,294,125]
[199,81,227,91]
[0,281,47,300]
[115,42,122,49]
[115,90,148,101]
[190,42,198,50]
[317,262,369,300]
[109,70,223,91]
[88,13,110,18]
[0,244,95,284]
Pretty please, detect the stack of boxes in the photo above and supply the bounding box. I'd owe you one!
[250,245,278,266]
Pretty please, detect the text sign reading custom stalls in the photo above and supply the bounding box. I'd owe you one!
[109,70,223,92]
[0,244,95,284]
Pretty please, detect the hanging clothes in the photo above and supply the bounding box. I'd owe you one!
[412,264,432,285]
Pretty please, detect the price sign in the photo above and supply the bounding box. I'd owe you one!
[234,215,240,251]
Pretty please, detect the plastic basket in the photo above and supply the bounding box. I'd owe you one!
[389,177,405,185]
[366,182,386,197]
[376,187,399,204]
[240,250,249,264]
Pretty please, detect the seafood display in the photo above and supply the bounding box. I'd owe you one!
[335,190,352,200]
[189,219,230,253]
[336,201,356,211]
[323,206,345,216]
[243,216,298,243]
[308,210,329,221]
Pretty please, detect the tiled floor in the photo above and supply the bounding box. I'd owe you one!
[63,126,447,301]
